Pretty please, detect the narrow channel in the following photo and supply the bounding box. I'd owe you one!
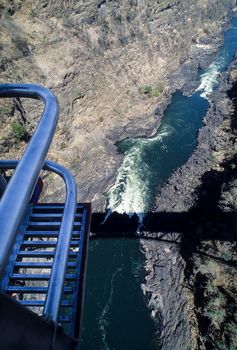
[80,16,237,350]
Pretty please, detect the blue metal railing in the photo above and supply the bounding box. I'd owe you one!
[0,84,78,322]
[0,84,59,274]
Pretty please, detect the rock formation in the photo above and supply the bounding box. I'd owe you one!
[142,55,237,350]
[0,0,236,209]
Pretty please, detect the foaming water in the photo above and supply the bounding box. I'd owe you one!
[196,60,224,97]
[107,126,173,216]
[197,17,237,98]
[107,16,237,215]
[107,92,208,215]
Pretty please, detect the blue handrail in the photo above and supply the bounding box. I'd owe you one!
[0,84,59,275]
[0,159,77,322]
[42,161,77,322]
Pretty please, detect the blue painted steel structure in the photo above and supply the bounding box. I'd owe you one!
[0,84,60,275]
[0,84,91,348]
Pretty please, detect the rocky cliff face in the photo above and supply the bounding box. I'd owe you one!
[148,58,237,350]
[0,0,236,208]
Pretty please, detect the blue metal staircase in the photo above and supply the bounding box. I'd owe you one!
[2,202,90,335]
[0,84,91,349]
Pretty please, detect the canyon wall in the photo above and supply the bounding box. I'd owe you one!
[0,0,236,208]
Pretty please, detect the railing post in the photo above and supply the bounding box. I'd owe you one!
[42,161,77,322]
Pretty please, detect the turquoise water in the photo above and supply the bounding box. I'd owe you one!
[80,239,159,350]
[80,16,237,350]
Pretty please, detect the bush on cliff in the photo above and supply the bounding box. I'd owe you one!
[11,120,28,141]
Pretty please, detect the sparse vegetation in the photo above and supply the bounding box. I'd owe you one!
[60,141,66,150]
[222,250,233,261]
[139,82,164,98]
[203,288,226,327]
[0,104,11,117]
[11,120,27,141]
[208,153,219,163]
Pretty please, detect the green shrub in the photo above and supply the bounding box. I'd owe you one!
[139,85,153,96]
[60,142,66,150]
[203,290,226,327]
[11,121,27,140]
[139,82,164,98]
[222,250,233,261]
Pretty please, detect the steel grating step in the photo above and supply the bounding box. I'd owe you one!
[29,214,83,222]
[14,261,77,269]
[27,222,82,230]
[30,213,83,219]
[32,205,84,214]
[17,251,79,258]
[33,204,84,209]
[24,231,81,238]
[6,286,74,294]
[59,315,72,323]
[19,299,72,307]
[20,240,80,248]
[10,273,76,281]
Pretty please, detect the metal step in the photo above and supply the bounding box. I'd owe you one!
[30,213,83,218]
[59,315,72,323]
[17,251,78,258]
[10,273,76,281]
[33,203,84,208]
[24,231,81,238]
[27,222,81,230]
[14,261,77,269]
[6,286,73,294]
[29,213,83,221]
[19,299,72,307]
[20,240,80,248]
[32,204,84,213]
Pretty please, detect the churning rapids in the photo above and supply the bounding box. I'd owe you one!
[80,17,237,350]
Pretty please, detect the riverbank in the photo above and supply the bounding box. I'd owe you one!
[142,52,237,349]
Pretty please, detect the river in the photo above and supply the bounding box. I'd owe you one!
[80,16,237,350]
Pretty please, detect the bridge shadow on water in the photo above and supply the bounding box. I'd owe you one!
[91,153,237,264]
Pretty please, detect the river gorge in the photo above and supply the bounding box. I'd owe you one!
[1,1,237,350]
[81,15,237,350]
